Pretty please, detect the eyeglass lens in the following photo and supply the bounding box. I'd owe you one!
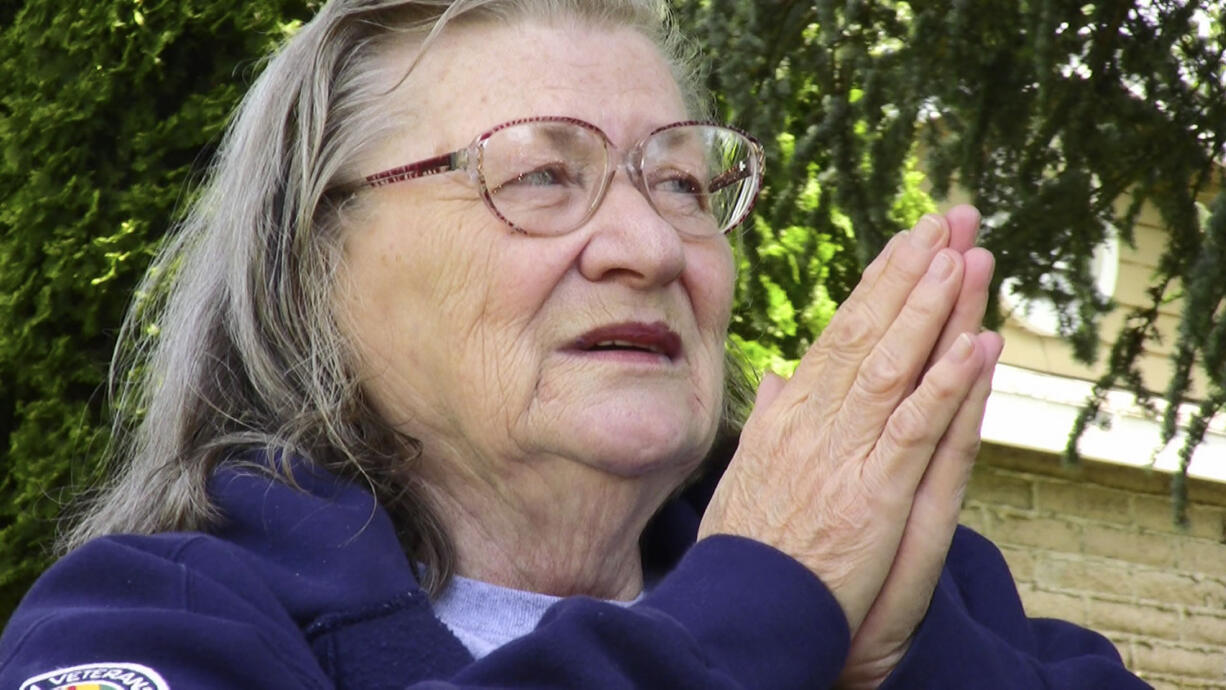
[477,121,758,236]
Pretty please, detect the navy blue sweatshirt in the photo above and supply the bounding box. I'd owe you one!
[0,462,1150,689]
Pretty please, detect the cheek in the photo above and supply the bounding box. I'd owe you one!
[468,236,582,352]
[684,243,735,422]
[353,201,500,324]
[338,201,506,395]
[687,241,736,335]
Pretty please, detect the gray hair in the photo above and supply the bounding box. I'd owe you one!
[65,0,743,595]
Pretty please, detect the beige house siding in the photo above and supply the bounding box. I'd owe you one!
[998,189,1218,399]
[965,443,1226,689]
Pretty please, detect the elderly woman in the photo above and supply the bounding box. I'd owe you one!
[1,1,1147,689]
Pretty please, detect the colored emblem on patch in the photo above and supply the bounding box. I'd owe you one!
[20,662,169,690]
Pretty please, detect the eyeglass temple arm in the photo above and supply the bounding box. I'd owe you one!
[363,149,468,189]
[708,161,753,193]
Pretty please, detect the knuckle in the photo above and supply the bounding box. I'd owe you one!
[855,235,901,287]
[855,347,907,399]
[859,249,890,285]
[920,365,968,401]
[895,300,955,343]
[859,260,884,285]
[949,436,982,460]
[878,252,929,289]
[902,291,948,323]
[818,308,877,353]
[791,347,830,384]
[883,401,939,450]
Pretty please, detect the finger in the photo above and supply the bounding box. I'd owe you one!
[797,329,981,636]
[850,331,1003,653]
[908,331,1004,538]
[930,204,987,364]
[847,214,949,304]
[928,247,995,367]
[791,215,950,397]
[854,231,902,293]
[827,331,986,634]
[944,204,982,253]
[820,249,966,456]
[864,328,987,498]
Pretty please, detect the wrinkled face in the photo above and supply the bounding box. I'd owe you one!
[339,19,735,489]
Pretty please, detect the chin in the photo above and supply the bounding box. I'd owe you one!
[526,369,724,479]
[560,405,718,480]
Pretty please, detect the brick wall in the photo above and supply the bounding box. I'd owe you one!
[962,442,1226,689]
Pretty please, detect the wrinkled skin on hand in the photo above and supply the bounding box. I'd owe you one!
[698,205,1003,689]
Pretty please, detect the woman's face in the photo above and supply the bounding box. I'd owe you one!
[339,19,734,488]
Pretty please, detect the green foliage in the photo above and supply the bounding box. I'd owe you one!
[0,0,315,623]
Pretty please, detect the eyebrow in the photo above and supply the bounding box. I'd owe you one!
[529,122,595,156]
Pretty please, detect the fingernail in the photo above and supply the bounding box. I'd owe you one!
[951,332,975,361]
[911,216,944,249]
[927,251,954,279]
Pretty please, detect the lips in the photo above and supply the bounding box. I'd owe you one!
[571,321,682,360]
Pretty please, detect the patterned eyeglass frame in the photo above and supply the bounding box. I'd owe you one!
[350,116,765,237]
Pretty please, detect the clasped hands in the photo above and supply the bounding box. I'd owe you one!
[699,205,1003,688]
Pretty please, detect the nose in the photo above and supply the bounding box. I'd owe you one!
[576,171,687,288]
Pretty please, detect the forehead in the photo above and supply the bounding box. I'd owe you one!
[383,18,688,151]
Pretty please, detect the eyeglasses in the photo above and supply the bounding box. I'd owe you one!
[355,116,764,238]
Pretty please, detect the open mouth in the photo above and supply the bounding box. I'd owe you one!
[571,321,682,361]
[587,340,668,355]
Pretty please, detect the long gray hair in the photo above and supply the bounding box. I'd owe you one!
[65,0,744,595]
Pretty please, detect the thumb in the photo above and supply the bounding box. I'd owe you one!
[754,371,788,412]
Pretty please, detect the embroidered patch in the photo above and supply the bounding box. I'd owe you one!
[20,662,169,690]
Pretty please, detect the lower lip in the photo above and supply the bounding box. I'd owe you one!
[565,349,675,365]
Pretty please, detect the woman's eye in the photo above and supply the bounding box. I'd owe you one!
[507,163,574,188]
[654,173,704,195]
[651,171,713,215]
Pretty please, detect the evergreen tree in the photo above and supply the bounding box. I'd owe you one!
[0,0,315,621]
